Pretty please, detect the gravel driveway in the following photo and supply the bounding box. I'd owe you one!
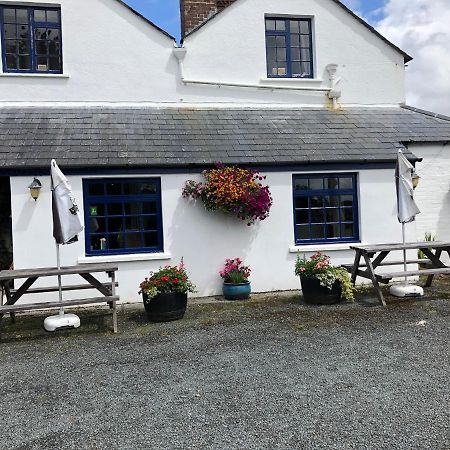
[0,292,449,450]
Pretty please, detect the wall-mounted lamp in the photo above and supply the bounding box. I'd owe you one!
[412,173,420,190]
[28,177,42,201]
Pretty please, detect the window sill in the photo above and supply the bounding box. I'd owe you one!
[260,77,323,84]
[289,243,362,253]
[78,252,172,264]
[0,72,69,78]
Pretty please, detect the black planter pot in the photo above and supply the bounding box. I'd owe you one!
[300,276,342,305]
[142,292,188,322]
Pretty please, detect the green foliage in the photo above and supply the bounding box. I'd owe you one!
[418,232,436,259]
[295,252,354,302]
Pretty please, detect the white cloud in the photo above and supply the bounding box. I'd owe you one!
[375,0,450,115]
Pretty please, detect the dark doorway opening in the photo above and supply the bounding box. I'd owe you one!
[0,177,12,270]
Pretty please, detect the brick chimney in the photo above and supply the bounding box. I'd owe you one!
[180,0,237,39]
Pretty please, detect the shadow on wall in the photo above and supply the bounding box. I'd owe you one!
[167,196,259,296]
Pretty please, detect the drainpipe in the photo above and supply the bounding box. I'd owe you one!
[326,64,341,109]
[173,47,333,94]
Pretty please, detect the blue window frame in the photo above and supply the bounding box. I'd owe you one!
[265,17,313,78]
[83,179,164,256]
[0,5,62,73]
[293,174,359,244]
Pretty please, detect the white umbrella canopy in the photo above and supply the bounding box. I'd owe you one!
[395,150,420,224]
[51,159,83,244]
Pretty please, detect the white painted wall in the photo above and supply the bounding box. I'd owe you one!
[411,143,450,250]
[0,0,406,105]
[10,168,414,304]
[181,0,407,106]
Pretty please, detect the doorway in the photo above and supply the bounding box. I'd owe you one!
[0,177,12,270]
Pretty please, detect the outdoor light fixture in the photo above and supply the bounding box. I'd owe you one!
[28,177,42,201]
[412,172,420,190]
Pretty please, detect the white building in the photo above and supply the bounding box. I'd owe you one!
[1,0,449,302]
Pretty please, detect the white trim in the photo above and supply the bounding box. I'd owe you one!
[260,77,324,84]
[78,252,172,264]
[0,73,70,78]
[289,243,362,253]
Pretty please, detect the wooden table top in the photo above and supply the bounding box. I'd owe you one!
[350,241,450,253]
[0,263,118,281]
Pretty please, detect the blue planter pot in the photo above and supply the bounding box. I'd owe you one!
[223,282,251,300]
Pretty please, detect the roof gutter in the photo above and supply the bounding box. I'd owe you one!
[173,48,339,98]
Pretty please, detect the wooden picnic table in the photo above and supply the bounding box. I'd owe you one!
[344,241,450,306]
[0,263,119,334]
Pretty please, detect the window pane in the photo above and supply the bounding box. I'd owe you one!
[326,209,339,223]
[18,54,30,69]
[311,209,324,223]
[300,35,310,47]
[294,178,308,190]
[296,225,310,240]
[18,39,30,54]
[310,195,323,208]
[290,20,299,33]
[266,36,277,48]
[89,204,106,216]
[35,40,47,55]
[142,202,157,214]
[339,177,353,189]
[277,48,286,62]
[89,184,105,196]
[124,202,142,215]
[311,225,325,239]
[47,29,60,42]
[290,34,300,47]
[48,41,60,56]
[3,9,16,23]
[34,10,46,22]
[295,197,308,209]
[300,21,310,34]
[106,182,122,195]
[326,223,340,239]
[34,27,47,40]
[18,25,28,39]
[296,209,309,225]
[107,203,123,216]
[301,49,311,61]
[108,217,123,233]
[144,232,158,247]
[109,234,124,250]
[265,19,275,30]
[5,54,17,70]
[291,48,301,61]
[124,233,142,249]
[341,195,353,207]
[90,217,105,233]
[309,178,323,190]
[276,36,286,47]
[5,40,17,53]
[125,216,141,232]
[48,56,60,71]
[341,223,354,238]
[143,216,158,230]
[4,24,16,39]
[301,62,312,77]
[324,178,339,190]
[16,9,28,24]
[292,62,301,77]
[36,56,47,71]
[47,10,59,23]
[276,20,285,31]
[324,196,340,207]
[341,208,354,222]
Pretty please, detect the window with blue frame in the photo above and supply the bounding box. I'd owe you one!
[0,5,62,73]
[83,179,164,256]
[265,17,313,78]
[293,174,359,244]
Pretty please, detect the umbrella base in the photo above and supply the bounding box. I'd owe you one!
[44,313,81,332]
[389,284,424,298]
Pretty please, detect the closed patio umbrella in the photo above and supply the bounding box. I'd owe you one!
[44,160,84,332]
[390,150,423,297]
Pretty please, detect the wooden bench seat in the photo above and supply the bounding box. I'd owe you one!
[9,282,118,296]
[378,268,450,282]
[341,259,431,271]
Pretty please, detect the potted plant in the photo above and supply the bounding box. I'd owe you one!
[139,261,196,322]
[220,258,251,300]
[295,252,354,305]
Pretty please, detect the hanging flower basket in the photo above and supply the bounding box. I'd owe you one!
[182,165,273,225]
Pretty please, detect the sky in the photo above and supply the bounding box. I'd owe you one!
[125,0,450,116]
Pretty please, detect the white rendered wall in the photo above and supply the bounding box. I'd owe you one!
[181,0,407,106]
[0,0,406,105]
[10,168,414,304]
[411,144,450,248]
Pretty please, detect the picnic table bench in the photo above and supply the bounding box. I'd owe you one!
[0,263,119,334]
[343,242,450,306]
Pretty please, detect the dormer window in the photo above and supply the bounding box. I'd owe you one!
[265,17,313,79]
[0,5,62,73]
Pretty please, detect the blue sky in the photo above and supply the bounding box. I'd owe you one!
[125,0,388,41]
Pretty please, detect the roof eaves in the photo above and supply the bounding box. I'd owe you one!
[115,0,176,41]
[183,0,413,64]
[401,105,450,122]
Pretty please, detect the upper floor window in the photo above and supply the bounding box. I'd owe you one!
[83,179,164,256]
[293,174,359,245]
[265,17,313,79]
[0,5,62,73]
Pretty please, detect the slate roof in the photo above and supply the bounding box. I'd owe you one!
[183,0,413,63]
[0,106,449,171]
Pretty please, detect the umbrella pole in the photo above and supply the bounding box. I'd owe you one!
[402,222,408,285]
[56,243,64,316]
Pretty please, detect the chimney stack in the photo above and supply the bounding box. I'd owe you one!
[180,0,237,39]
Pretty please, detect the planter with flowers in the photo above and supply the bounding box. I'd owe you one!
[295,252,354,305]
[139,261,196,322]
[182,164,273,225]
[220,258,251,300]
